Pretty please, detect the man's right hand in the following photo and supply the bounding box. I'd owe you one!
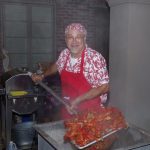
[31,73,44,83]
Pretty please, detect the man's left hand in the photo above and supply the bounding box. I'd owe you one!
[70,98,80,111]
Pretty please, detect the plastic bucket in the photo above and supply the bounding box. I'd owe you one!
[12,121,35,148]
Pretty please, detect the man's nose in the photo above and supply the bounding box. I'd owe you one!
[72,37,78,42]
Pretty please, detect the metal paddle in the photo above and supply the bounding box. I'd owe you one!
[27,72,77,114]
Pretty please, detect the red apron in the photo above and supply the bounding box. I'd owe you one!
[60,49,102,119]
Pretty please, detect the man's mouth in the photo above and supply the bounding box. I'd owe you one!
[71,44,79,49]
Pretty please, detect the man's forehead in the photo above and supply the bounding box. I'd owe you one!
[66,30,85,36]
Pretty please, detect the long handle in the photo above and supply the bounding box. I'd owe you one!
[27,72,77,114]
[38,81,69,106]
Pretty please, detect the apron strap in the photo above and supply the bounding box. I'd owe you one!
[80,49,85,74]
[63,49,86,74]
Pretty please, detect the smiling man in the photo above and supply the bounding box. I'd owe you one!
[32,23,109,119]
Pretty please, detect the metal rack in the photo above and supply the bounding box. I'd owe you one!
[1,74,45,149]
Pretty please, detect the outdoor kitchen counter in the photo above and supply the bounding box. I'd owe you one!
[34,120,150,150]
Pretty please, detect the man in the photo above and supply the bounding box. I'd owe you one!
[32,23,109,119]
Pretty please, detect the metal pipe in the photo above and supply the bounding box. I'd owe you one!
[27,72,77,114]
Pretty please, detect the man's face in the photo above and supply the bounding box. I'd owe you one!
[65,30,86,57]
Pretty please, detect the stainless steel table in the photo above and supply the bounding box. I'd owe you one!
[34,121,150,150]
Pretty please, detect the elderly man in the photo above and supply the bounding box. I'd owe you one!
[32,23,109,119]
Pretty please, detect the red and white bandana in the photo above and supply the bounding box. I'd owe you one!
[65,23,87,36]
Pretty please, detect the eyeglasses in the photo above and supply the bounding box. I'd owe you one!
[66,35,85,41]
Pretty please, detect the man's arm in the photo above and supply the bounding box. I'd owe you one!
[31,62,58,82]
[43,63,58,77]
[70,83,109,109]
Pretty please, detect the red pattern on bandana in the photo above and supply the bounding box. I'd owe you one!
[65,23,87,35]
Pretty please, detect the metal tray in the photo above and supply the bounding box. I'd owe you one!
[72,127,125,149]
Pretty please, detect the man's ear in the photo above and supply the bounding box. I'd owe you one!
[65,37,67,42]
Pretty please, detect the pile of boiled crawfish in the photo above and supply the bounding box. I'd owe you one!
[64,106,127,149]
